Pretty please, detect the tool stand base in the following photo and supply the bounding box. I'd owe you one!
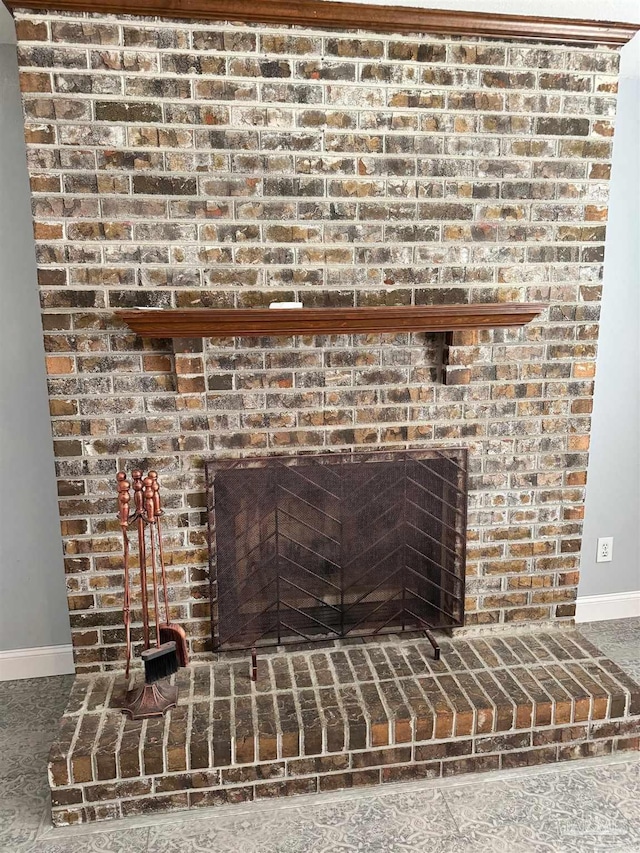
[122,679,178,719]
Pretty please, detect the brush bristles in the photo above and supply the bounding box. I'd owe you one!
[142,642,178,684]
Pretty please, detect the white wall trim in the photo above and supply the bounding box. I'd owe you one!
[576,590,640,623]
[0,644,74,681]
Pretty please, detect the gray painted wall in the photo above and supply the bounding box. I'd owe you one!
[0,37,71,652]
[0,5,14,46]
[0,1,637,657]
[579,35,640,597]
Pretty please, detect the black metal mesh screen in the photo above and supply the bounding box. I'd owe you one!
[205,449,467,650]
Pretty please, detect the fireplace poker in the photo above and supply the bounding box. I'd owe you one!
[144,477,163,650]
[116,473,132,678]
[132,470,151,650]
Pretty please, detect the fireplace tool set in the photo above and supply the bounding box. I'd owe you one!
[117,470,188,719]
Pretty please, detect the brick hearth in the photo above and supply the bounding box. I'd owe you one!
[48,629,640,825]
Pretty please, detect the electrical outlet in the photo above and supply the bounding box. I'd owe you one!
[596,537,614,563]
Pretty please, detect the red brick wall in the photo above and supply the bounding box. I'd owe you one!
[12,8,621,671]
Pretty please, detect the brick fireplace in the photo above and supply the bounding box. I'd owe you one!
[4,0,640,827]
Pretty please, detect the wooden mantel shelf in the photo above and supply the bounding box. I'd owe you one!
[116,303,546,339]
[4,0,638,46]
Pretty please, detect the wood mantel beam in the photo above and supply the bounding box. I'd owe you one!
[115,304,546,339]
[3,0,638,46]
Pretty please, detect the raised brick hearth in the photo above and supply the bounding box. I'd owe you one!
[48,629,640,825]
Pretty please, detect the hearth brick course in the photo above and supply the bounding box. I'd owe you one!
[47,630,640,825]
[10,8,623,670]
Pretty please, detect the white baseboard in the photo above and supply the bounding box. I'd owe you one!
[0,644,75,682]
[575,590,640,624]
[1,595,637,680]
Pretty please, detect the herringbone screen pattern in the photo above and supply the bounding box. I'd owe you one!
[206,450,467,649]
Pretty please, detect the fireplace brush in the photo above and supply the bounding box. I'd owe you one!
[117,469,187,719]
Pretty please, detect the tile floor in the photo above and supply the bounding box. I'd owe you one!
[1,618,638,853]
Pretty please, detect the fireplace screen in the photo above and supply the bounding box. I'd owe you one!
[205,449,467,650]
